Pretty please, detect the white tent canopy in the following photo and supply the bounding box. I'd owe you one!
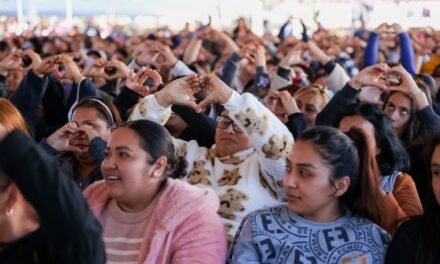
[1,0,439,29]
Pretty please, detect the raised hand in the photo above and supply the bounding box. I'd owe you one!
[374,23,389,35]
[238,43,257,64]
[390,23,405,34]
[56,54,84,83]
[21,49,42,71]
[195,26,213,40]
[197,74,233,111]
[348,63,389,90]
[255,45,267,67]
[70,52,87,68]
[77,124,100,142]
[105,59,131,80]
[307,41,331,64]
[0,50,23,73]
[143,68,163,91]
[387,66,417,94]
[156,45,178,68]
[82,58,108,79]
[279,42,308,69]
[155,74,201,111]
[46,122,82,152]
[125,67,152,97]
[132,40,158,58]
[132,41,162,68]
[278,90,300,115]
[211,29,240,54]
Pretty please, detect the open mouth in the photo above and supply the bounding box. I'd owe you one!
[106,175,121,181]
[75,144,89,151]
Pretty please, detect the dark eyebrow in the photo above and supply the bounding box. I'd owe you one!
[73,120,97,126]
[115,146,133,152]
[306,104,318,110]
[83,120,98,125]
[399,107,409,112]
[296,163,318,170]
[431,163,440,167]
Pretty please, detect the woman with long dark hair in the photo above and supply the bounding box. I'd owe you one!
[382,66,440,203]
[229,126,390,263]
[85,120,227,263]
[386,134,440,264]
[336,103,422,234]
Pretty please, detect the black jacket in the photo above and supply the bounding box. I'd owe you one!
[115,87,217,148]
[0,130,105,263]
[385,217,440,264]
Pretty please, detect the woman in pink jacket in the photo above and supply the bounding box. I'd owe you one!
[84,119,227,264]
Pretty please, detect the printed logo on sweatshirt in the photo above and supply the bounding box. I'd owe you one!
[244,206,389,264]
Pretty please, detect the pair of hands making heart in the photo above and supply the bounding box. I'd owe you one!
[155,74,233,113]
[0,49,83,83]
[46,122,99,153]
[124,67,163,97]
[349,63,429,109]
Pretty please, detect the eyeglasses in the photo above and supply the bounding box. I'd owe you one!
[216,116,243,133]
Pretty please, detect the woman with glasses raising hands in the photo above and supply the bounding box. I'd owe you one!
[129,74,293,241]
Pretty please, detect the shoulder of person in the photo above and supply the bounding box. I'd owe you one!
[83,180,108,206]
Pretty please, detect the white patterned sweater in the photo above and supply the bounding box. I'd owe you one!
[130,91,294,240]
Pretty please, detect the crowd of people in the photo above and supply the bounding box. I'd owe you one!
[0,16,439,263]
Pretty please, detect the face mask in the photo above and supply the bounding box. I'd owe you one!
[292,77,310,87]
[292,76,302,84]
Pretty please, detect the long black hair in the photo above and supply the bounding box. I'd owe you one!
[383,91,430,150]
[335,103,410,175]
[383,91,432,200]
[415,135,440,263]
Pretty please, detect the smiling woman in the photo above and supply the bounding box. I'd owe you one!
[84,119,227,263]
[228,126,390,264]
